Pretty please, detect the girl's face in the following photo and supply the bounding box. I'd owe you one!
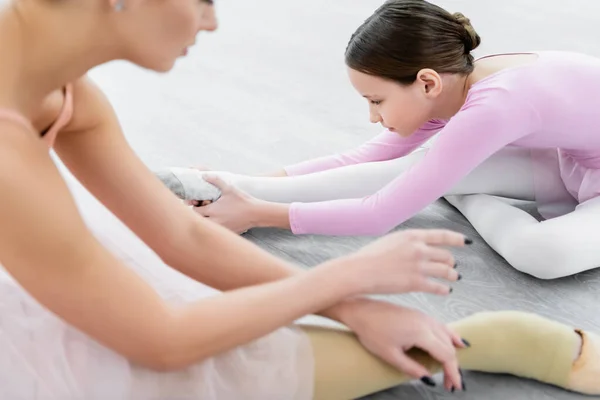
[347,67,435,137]
[117,0,218,72]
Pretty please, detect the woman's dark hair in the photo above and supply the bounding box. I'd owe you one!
[345,0,481,85]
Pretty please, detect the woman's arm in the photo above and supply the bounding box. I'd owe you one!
[50,77,367,324]
[53,78,309,287]
[0,121,466,374]
[0,120,366,370]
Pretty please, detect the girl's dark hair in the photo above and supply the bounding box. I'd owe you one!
[345,0,481,85]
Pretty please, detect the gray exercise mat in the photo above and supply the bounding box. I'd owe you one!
[244,200,600,400]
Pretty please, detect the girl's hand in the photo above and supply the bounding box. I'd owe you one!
[192,175,259,234]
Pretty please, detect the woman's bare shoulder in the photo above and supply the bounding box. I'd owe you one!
[62,75,116,134]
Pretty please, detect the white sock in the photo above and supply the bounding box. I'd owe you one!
[155,167,222,202]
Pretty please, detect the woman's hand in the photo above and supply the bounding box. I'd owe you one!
[192,175,261,234]
[347,229,466,296]
[329,229,469,391]
[340,299,467,392]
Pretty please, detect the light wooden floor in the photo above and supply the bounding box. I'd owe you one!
[89,1,600,398]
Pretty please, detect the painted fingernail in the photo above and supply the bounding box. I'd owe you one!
[464,237,473,245]
[454,262,458,269]
[462,338,471,347]
[457,274,462,281]
[460,369,467,391]
[420,376,436,387]
[449,287,454,294]
[451,386,455,393]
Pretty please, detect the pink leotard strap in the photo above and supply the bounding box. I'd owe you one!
[41,83,74,148]
[0,84,74,148]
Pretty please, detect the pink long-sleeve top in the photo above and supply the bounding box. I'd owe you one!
[283,51,600,235]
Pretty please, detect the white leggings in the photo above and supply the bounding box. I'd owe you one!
[220,146,600,280]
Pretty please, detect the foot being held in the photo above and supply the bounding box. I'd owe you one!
[155,167,222,202]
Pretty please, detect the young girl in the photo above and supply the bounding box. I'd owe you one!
[1,0,600,398]
[172,0,600,281]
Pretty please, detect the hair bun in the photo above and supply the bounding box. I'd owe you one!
[452,12,481,53]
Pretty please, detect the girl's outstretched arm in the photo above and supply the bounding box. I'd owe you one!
[246,88,538,235]
[283,122,443,176]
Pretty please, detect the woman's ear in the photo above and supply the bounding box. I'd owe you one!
[415,69,443,98]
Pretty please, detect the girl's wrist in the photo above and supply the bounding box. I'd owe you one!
[252,200,292,229]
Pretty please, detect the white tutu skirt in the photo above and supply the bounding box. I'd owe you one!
[0,154,314,399]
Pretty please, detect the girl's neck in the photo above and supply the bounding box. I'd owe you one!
[430,72,473,120]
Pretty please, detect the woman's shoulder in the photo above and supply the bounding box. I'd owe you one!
[61,75,116,134]
[36,87,71,136]
[0,74,105,147]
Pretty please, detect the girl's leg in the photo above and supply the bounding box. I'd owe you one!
[445,194,600,279]
[161,146,536,203]
[304,311,599,400]
[160,151,430,203]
